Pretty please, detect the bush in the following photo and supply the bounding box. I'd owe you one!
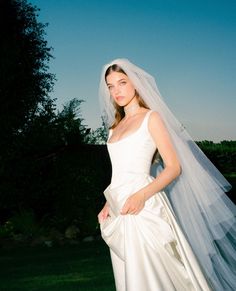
[9,209,46,242]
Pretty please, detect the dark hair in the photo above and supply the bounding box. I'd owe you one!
[105,64,126,79]
[105,64,149,129]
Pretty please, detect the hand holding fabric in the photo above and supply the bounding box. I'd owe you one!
[120,192,146,215]
[98,202,110,223]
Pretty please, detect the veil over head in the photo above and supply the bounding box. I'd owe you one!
[99,58,236,290]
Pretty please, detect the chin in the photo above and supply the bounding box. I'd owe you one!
[115,101,127,107]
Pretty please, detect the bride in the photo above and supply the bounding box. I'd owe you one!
[97,58,236,291]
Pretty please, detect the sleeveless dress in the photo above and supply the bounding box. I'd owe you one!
[100,110,212,291]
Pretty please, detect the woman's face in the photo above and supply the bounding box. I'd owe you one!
[106,72,136,107]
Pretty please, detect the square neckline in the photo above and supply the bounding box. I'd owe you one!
[107,110,152,145]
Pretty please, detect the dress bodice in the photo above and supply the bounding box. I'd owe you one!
[107,110,156,187]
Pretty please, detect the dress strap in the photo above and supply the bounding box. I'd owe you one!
[108,128,113,139]
[108,129,112,137]
[142,110,153,131]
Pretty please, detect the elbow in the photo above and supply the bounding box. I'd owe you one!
[165,163,182,180]
[165,160,182,179]
[176,164,182,177]
[171,162,182,179]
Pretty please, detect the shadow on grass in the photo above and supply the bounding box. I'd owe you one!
[0,240,116,291]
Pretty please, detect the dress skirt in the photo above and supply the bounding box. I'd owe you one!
[100,174,212,291]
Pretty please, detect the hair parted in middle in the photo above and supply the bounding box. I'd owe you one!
[105,64,149,129]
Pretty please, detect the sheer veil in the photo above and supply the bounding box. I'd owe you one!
[99,58,236,291]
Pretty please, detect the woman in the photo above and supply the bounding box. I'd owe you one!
[98,59,236,291]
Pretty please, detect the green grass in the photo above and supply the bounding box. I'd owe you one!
[0,240,116,291]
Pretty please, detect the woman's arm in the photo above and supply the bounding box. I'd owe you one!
[121,111,181,215]
[140,111,181,200]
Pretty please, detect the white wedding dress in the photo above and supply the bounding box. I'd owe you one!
[100,110,213,291]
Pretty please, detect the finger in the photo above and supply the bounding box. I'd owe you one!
[135,206,143,215]
[104,210,109,217]
[103,213,108,219]
[129,211,135,215]
[98,214,102,220]
[124,206,134,214]
[120,201,127,213]
[121,204,129,215]
[130,209,138,215]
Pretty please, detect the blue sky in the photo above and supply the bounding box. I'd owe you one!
[31,0,236,141]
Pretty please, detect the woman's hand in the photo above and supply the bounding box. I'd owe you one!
[98,202,110,224]
[120,192,146,215]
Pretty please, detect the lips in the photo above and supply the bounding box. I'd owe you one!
[115,96,124,101]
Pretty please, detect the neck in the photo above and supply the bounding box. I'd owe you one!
[124,102,140,116]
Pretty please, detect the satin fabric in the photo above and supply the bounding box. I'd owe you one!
[100,110,213,291]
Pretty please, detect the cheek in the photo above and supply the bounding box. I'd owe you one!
[126,84,135,95]
[109,91,117,102]
[109,90,117,99]
[107,87,115,96]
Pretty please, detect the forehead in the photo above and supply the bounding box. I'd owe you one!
[106,72,128,84]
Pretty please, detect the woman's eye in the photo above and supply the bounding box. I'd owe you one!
[120,81,126,85]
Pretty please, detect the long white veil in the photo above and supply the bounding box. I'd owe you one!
[99,58,236,291]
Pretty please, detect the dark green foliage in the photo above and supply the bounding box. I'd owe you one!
[86,116,108,144]
[0,142,111,238]
[0,0,109,239]
[56,98,88,146]
[0,221,13,239]
[8,209,47,241]
[0,0,55,157]
[196,140,236,174]
[47,144,111,237]
[0,93,110,238]
[196,140,236,203]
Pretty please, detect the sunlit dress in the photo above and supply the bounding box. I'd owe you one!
[100,110,212,291]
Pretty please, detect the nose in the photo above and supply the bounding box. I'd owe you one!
[114,85,120,95]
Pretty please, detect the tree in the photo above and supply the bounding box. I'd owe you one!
[0,0,56,220]
[56,98,88,146]
[0,0,55,157]
[85,115,108,145]
[0,0,107,235]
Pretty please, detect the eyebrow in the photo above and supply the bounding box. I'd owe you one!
[107,78,127,86]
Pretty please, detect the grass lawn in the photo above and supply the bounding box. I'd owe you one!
[0,240,116,291]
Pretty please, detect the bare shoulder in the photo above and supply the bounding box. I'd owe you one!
[148,111,165,129]
[148,110,181,171]
[148,110,171,142]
